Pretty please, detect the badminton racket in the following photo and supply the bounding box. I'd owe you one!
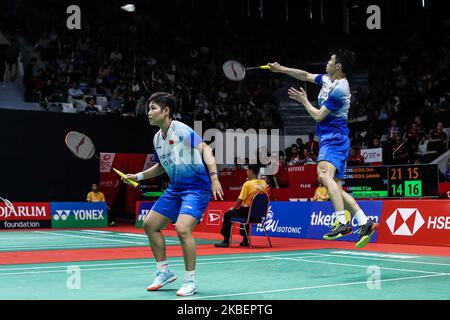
[222,60,270,81]
[0,196,14,211]
[65,131,139,187]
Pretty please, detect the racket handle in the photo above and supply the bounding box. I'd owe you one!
[246,65,271,71]
[113,168,139,188]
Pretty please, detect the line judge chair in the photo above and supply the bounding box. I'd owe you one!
[230,192,272,248]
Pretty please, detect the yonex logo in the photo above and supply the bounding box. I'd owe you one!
[386,208,425,236]
[53,210,105,221]
[138,210,151,221]
[54,210,70,221]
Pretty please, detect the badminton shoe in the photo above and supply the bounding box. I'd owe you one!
[147,270,177,291]
[176,278,199,296]
[323,222,352,240]
[355,218,379,248]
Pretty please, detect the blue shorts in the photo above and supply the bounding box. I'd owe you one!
[151,187,211,223]
[317,132,350,180]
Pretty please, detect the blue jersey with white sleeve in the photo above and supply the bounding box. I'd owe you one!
[314,74,351,137]
[153,120,211,191]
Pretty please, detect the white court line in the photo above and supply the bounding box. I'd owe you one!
[34,231,148,245]
[0,253,334,273]
[62,230,177,242]
[0,256,306,276]
[79,230,147,238]
[305,252,450,267]
[264,256,444,275]
[79,230,112,234]
[329,250,420,259]
[176,273,449,300]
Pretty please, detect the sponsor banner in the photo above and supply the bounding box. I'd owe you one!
[361,148,382,164]
[252,202,312,238]
[51,202,108,228]
[135,201,239,234]
[286,165,318,198]
[0,202,51,221]
[99,153,115,173]
[192,202,237,234]
[305,201,383,242]
[0,220,52,229]
[377,200,450,246]
[135,201,155,228]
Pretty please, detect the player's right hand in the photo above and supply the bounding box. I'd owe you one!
[124,174,138,181]
[268,62,282,72]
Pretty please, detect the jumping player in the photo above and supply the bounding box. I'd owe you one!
[268,51,378,248]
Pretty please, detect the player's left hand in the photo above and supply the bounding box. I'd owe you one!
[288,87,308,105]
[211,180,224,200]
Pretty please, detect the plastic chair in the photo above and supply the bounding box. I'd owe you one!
[230,193,272,248]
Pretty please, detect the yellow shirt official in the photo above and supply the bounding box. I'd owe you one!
[313,186,329,201]
[87,191,106,202]
[238,179,268,207]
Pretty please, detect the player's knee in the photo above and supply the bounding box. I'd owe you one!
[175,224,190,238]
[143,217,156,234]
[317,171,328,184]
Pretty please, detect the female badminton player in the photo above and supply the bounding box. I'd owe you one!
[125,92,223,296]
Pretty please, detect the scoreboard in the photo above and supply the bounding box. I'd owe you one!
[342,164,439,198]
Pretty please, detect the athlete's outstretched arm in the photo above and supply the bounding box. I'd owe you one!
[268,62,318,83]
[197,142,224,200]
[125,163,165,182]
[288,87,331,122]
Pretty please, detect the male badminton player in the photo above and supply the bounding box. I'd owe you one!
[125,92,224,296]
[268,50,378,248]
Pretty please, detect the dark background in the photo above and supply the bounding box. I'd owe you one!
[0,109,156,202]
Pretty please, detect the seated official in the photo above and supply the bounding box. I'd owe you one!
[86,183,114,226]
[215,164,268,248]
[311,182,330,201]
[86,183,106,202]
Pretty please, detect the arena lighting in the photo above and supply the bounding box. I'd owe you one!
[121,4,135,12]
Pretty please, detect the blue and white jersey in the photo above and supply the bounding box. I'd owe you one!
[153,120,211,191]
[314,74,351,137]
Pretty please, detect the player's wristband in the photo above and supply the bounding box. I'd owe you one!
[136,173,145,181]
[209,172,217,177]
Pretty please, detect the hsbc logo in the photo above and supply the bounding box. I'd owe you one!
[206,210,222,226]
[386,208,425,236]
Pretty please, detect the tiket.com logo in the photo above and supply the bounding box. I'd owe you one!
[206,210,222,226]
[54,210,70,221]
[386,208,425,236]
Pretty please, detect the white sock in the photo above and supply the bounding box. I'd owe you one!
[185,270,196,280]
[335,211,347,224]
[156,260,169,272]
[354,209,368,226]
